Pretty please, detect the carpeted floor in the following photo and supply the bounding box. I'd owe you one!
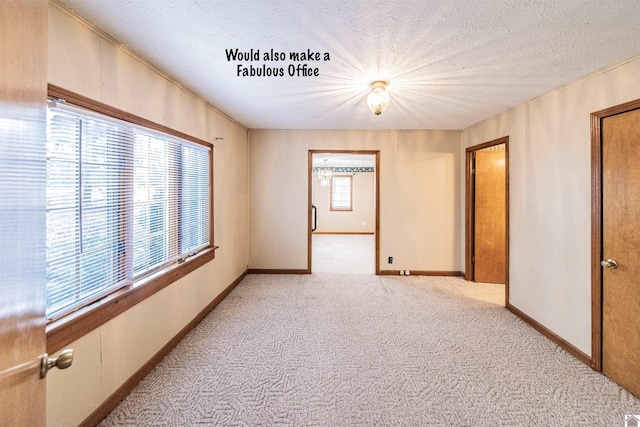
[98,273,639,426]
[312,234,374,274]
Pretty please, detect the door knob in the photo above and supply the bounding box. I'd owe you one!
[601,259,618,269]
[40,349,73,378]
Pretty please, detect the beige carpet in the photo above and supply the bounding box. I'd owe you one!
[312,234,374,274]
[99,274,639,426]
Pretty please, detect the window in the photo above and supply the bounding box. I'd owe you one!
[46,101,211,320]
[331,175,352,211]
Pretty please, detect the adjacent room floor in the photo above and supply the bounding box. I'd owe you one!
[312,234,374,274]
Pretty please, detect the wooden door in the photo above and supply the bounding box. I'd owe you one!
[0,1,48,425]
[601,108,640,396]
[473,149,506,284]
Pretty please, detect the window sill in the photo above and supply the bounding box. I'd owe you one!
[46,246,218,354]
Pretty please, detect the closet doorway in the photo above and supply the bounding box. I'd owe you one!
[465,137,509,304]
[308,150,380,274]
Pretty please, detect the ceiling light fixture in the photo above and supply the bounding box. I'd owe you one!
[318,158,332,186]
[367,81,390,116]
[318,159,331,187]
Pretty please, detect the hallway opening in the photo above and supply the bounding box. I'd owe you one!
[308,151,379,274]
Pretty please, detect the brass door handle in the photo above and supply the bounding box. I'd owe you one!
[601,259,618,269]
[40,349,73,378]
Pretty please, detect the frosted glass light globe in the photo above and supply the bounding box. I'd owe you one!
[367,81,390,115]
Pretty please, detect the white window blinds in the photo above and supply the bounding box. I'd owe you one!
[46,103,210,320]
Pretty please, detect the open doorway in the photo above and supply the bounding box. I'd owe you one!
[465,137,509,305]
[308,150,380,274]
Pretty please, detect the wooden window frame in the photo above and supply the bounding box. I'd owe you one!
[330,175,353,211]
[45,84,217,354]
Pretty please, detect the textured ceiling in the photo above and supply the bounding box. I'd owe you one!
[56,0,640,130]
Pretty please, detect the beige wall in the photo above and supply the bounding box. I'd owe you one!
[312,171,375,233]
[462,54,640,356]
[249,129,463,272]
[46,4,249,427]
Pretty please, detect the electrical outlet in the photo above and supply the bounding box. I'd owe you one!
[388,256,393,264]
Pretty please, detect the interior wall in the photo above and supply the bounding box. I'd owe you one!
[462,54,640,356]
[249,129,462,273]
[312,171,375,233]
[46,4,249,427]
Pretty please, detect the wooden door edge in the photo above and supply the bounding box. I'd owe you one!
[464,150,474,281]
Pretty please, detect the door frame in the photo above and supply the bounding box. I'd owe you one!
[308,150,380,274]
[590,98,640,372]
[464,136,509,305]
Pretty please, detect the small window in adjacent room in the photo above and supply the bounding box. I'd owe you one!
[330,175,352,211]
